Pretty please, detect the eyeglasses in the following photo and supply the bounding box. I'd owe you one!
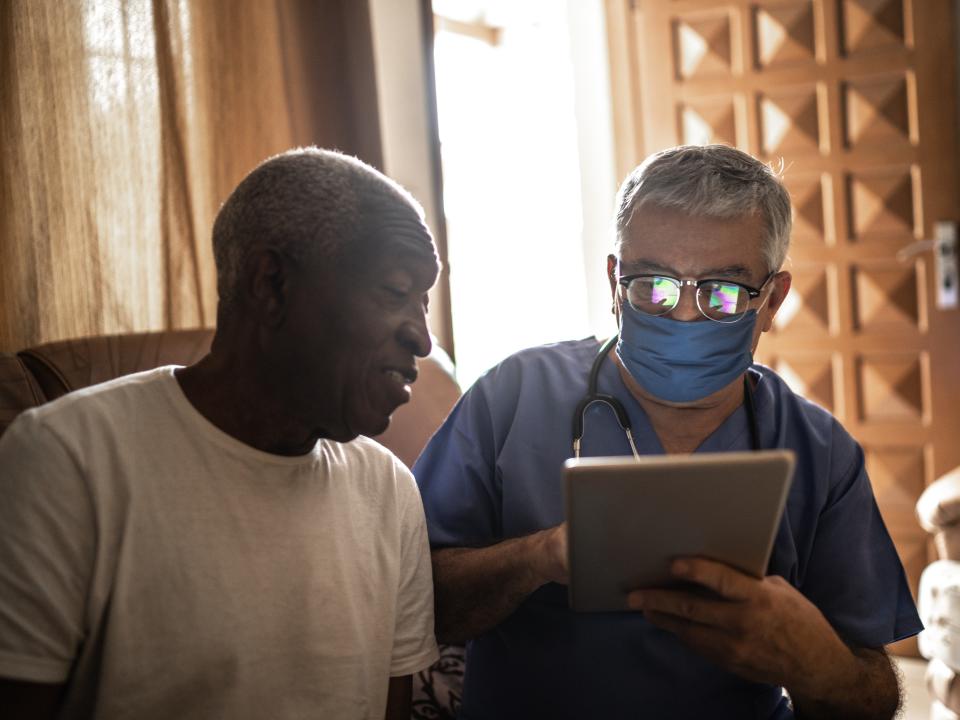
[617,272,774,324]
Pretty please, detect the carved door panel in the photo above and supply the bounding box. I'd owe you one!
[613,0,960,656]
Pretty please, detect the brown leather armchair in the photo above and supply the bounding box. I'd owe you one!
[0,328,461,467]
[1,329,216,437]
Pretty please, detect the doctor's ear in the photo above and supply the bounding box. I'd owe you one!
[606,255,618,295]
[760,271,792,332]
[607,255,622,315]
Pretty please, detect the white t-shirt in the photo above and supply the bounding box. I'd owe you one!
[0,367,439,719]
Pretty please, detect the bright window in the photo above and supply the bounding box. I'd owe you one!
[433,4,596,389]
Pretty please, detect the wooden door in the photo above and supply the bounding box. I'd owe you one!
[608,0,960,655]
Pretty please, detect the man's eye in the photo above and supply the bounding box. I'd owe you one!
[382,285,408,299]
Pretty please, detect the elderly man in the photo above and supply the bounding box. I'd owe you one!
[0,149,440,719]
[415,145,922,719]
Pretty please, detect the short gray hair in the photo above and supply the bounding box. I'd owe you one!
[614,145,792,273]
[213,147,437,309]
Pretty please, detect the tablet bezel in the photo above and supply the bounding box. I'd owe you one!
[563,449,795,612]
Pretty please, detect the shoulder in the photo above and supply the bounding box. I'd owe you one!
[471,337,600,395]
[8,367,177,447]
[445,338,599,433]
[337,434,407,469]
[494,337,599,373]
[755,364,850,440]
[325,435,419,498]
[754,364,861,484]
[26,366,175,419]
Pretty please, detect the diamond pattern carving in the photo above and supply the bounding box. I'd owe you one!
[865,446,926,512]
[772,354,836,412]
[674,13,732,79]
[857,353,925,422]
[847,167,915,240]
[784,174,827,241]
[865,444,928,598]
[773,264,831,332]
[844,73,912,147]
[852,262,920,330]
[758,85,820,156]
[755,2,816,68]
[679,97,736,146]
[840,0,906,55]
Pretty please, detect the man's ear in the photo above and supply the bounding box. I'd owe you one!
[247,248,289,327]
[607,254,618,297]
[607,254,623,320]
[759,271,792,333]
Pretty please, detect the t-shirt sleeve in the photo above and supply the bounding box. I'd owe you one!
[0,411,95,683]
[799,427,923,648]
[413,378,504,549]
[389,470,440,677]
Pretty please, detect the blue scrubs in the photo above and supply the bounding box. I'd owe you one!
[414,338,922,720]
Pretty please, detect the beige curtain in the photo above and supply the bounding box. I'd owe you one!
[0,0,381,351]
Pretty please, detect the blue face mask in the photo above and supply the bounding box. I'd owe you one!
[615,304,758,403]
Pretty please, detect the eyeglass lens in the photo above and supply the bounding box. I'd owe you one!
[626,276,751,321]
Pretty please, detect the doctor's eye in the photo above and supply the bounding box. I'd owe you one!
[699,281,751,319]
[622,276,680,315]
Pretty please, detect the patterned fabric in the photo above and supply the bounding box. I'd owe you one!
[412,644,465,719]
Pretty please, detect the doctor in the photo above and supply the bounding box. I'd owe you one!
[414,145,921,719]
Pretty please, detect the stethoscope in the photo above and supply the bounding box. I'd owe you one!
[571,335,761,459]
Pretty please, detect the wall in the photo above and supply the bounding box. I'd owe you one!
[367,0,454,355]
[567,0,620,341]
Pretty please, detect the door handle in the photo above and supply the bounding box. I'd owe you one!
[934,222,958,310]
[895,222,958,310]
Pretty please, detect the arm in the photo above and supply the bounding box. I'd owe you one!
[432,523,567,645]
[383,675,411,720]
[0,679,65,720]
[629,558,900,720]
[0,416,92,712]
[790,647,898,720]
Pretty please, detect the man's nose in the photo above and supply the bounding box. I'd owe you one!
[671,283,702,322]
[400,308,432,358]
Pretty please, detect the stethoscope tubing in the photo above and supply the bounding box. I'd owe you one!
[572,336,761,457]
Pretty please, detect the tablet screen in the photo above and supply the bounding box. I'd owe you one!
[563,450,795,612]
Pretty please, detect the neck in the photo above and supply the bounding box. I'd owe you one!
[611,350,745,454]
[174,349,323,457]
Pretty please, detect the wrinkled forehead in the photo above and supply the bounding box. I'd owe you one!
[350,200,439,280]
[369,201,435,251]
[618,205,767,279]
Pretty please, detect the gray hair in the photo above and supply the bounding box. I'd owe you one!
[614,145,792,273]
[212,147,437,309]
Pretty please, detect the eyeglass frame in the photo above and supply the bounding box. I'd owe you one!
[615,265,776,324]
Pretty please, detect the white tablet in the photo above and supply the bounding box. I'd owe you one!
[563,450,795,612]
